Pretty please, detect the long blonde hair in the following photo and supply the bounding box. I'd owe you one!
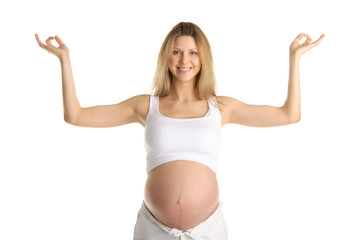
[151,22,217,101]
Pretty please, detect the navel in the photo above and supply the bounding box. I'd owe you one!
[177,198,184,229]
[177,198,184,205]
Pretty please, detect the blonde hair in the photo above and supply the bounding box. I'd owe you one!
[151,22,217,101]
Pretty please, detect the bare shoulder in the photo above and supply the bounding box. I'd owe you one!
[216,95,246,127]
[131,93,150,104]
[216,95,235,105]
[216,95,245,111]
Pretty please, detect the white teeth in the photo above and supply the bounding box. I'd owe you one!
[178,67,191,71]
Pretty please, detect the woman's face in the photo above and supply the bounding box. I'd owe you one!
[168,35,201,83]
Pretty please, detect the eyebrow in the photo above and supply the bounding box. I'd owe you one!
[173,47,198,51]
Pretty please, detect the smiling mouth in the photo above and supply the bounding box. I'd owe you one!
[177,67,192,72]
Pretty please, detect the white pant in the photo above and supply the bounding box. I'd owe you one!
[133,201,228,240]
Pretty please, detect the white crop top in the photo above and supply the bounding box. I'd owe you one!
[144,95,222,174]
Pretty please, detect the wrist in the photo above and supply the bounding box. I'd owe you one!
[59,52,70,63]
[289,53,300,63]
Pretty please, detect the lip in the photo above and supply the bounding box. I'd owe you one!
[177,67,192,73]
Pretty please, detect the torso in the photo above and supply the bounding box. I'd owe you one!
[144,161,219,230]
[134,94,228,231]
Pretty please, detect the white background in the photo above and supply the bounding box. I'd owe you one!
[1,0,360,239]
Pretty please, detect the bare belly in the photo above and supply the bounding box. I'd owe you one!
[144,160,219,231]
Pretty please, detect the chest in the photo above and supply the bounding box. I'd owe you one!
[158,100,209,119]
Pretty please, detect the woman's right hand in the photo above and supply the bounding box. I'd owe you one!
[35,34,69,59]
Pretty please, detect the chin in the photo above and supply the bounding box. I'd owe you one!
[174,76,196,82]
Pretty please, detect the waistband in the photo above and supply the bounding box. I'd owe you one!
[139,201,223,239]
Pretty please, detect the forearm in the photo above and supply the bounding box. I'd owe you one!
[59,54,81,123]
[282,55,301,122]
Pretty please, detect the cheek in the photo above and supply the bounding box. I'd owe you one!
[194,56,201,66]
[168,58,177,75]
[168,57,178,68]
[195,58,201,69]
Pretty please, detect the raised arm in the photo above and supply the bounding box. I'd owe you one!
[219,33,325,128]
[35,34,147,128]
[284,33,325,122]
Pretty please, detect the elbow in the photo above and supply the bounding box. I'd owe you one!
[64,109,82,126]
[64,116,76,126]
[64,114,79,126]
[288,114,301,124]
[282,107,301,125]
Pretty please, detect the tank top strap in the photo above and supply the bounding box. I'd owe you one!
[149,95,155,110]
[208,96,220,116]
[145,95,157,122]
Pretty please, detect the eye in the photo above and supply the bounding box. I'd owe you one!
[190,51,198,55]
[173,50,181,55]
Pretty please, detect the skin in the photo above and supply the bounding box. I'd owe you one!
[35,32,325,230]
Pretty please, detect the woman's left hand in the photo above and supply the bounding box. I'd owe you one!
[290,33,325,58]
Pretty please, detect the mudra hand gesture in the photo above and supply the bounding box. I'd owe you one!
[35,34,69,59]
[290,33,325,58]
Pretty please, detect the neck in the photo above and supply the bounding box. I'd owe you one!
[168,78,199,102]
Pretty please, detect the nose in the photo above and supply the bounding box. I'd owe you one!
[180,53,189,64]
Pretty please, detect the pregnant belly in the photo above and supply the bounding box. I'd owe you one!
[144,160,219,231]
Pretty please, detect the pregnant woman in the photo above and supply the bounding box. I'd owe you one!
[36,22,324,239]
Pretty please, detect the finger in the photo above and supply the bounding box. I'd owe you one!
[55,35,65,46]
[311,34,325,47]
[304,34,312,45]
[292,33,304,44]
[35,34,47,49]
[296,33,304,40]
[45,37,55,47]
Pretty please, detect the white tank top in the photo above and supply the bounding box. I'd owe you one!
[144,95,222,174]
